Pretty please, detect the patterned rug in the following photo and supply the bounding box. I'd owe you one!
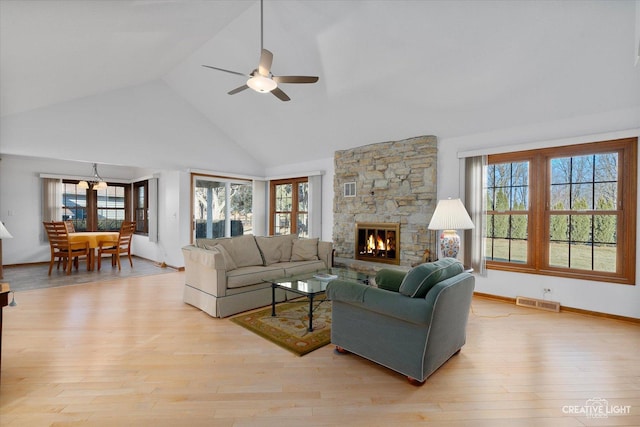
[231,300,332,356]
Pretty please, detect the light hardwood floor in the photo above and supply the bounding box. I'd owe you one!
[1,272,639,426]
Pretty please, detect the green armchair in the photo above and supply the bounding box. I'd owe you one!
[326,258,474,384]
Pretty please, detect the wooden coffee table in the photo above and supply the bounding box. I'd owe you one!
[267,268,369,332]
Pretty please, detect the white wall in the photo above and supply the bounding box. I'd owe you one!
[4,107,639,318]
[0,155,192,269]
[130,169,191,268]
[0,80,265,174]
[438,107,640,319]
[0,155,137,264]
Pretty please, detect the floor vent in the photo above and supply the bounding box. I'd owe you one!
[515,296,560,312]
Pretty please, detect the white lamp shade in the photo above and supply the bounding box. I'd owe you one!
[0,221,13,239]
[94,181,108,190]
[428,198,474,231]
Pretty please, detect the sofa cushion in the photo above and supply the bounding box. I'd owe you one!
[282,259,327,276]
[195,238,216,249]
[399,258,464,298]
[197,237,233,254]
[227,265,285,289]
[197,238,238,271]
[278,234,296,262]
[230,235,264,268]
[215,244,237,271]
[255,235,287,266]
[291,238,319,261]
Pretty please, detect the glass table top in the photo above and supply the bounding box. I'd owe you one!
[265,267,369,296]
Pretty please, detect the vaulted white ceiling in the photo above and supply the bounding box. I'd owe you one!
[1,0,639,173]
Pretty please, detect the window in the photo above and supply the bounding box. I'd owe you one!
[96,185,126,230]
[484,138,636,284]
[62,181,130,231]
[270,178,308,237]
[134,180,148,235]
[62,181,88,231]
[192,174,252,240]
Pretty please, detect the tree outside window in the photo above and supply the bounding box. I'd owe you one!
[192,175,253,239]
[485,138,636,285]
[270,178,308,237]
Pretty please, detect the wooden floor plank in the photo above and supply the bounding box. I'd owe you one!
[1,271,639,426]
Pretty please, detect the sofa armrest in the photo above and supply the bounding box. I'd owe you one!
[182,245,228,297]
[327,280,430,325]
[318,241,333,268]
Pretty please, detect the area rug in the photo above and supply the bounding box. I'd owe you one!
[231,300,332,356]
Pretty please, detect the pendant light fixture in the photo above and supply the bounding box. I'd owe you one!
[78,163,108,190]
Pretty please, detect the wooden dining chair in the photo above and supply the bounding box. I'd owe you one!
[57,221,76,269]
[97,221,136,270]
[43,221,90,275]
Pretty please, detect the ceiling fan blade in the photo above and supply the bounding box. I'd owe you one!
[271,87,291,102]
[258,49,273,76]
[273,75,319,84]
[202,65,247,77]
[228,84,249,95]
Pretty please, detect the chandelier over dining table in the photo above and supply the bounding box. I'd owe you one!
[78,163,107,190]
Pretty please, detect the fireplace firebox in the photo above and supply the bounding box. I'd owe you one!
[355,222,400,265]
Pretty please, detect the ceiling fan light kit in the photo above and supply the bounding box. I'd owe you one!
[247,73,277,93]
[202,0,318,101]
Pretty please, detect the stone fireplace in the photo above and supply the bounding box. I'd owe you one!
[333,135,438,268]
[355,222,400,265]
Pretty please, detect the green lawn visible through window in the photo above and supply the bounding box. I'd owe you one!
[485,137,636,284]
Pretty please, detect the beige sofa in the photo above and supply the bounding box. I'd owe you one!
[182,234,333,318]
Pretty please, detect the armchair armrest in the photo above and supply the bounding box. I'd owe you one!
[375,269,406,292]
[327,280,430,325]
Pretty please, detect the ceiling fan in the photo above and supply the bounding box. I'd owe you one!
[202,0,319,102]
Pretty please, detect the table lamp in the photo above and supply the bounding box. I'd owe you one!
[0,221,13,280]
[428,198,474,259]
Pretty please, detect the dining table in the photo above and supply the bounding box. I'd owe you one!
[68,231,119,271]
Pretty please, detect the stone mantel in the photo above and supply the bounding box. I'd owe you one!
[332,135,438,267]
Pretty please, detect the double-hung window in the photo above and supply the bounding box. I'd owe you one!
[270,178,309,237]
[133,180,149,235]
[484,138,636,284]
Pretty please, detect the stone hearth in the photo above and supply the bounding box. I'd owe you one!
[333,135,438,267]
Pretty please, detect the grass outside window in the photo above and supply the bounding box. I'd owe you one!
[485,138,636,285]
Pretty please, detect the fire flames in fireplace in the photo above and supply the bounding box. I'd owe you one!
[356,222,400,265]
[366,234,392,253]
